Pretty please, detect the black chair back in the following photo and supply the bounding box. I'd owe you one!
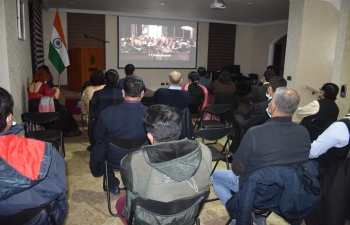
[248,73,259,85]
[21,112,65,156]
[128,190,210,225]
[188,95,204,114]
[0,202,58,225]
[141,96,155,106]
[236,79,251,97]
[103,136,149,217]
[195,127,232,176]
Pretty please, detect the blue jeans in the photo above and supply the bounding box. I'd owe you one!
[211,170,240,205]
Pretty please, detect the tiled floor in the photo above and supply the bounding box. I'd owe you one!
[63,116,294,225]
[62,116,350,225]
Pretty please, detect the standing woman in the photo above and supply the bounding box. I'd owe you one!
[81,70,105,123]
[181,71,208,112]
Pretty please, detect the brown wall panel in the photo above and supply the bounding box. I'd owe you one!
[67,13,106,50]
[207,23,236,71]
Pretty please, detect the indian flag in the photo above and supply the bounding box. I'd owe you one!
[49,11,69,74]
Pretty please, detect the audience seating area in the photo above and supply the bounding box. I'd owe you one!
[17,86,350,225]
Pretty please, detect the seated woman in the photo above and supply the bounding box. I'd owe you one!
[208,70,236,104]
[81,70,105,123]
[28,69,81,137]
[28,69,60,100]
[181,71,208,112]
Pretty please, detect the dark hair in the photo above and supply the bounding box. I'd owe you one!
[32,69,52,83]
[124,76,144,97]
[267,65,274,70]
[80,81,91,95]
[90,70,105,86]
[321,83,339,100]
[269,76,287,92]
[125,64,135,75]
[105,69,119,84]
[263,70,276,82]
[37,65,50,72]
[0,87,14,132]
[188,71,199,85]
[143,105,181,142]
[218,70,232,85]
[197,67,206,77]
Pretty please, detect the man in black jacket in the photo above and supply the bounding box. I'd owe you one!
[245,70,276,104]
[230,76,287,153]
[298,83,339,127]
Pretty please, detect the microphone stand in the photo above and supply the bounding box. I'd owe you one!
[83,34,109,69]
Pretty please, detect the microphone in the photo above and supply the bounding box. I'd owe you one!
[83,34,90,39]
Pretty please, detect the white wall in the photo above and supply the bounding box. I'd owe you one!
[284,0,340,121]
[234,23,288,79]
[234,25,254,76]
[2,0,32,123]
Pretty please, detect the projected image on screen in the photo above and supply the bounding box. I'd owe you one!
[118,17,198,69]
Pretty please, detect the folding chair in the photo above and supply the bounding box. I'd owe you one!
[195,127,232,176]
[141,96,155,107]
[21,112,65,157]
[188,95,204,125]
[0,201,59,225]
[103,136,149,216]
[236,79,251,97]
[128,190,210,225]
[195,104,230,129]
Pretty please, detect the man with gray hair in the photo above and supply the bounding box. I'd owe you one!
[153,71,190,109]
[211,87,311,204]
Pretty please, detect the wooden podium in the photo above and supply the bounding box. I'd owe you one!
[67,47,104,92]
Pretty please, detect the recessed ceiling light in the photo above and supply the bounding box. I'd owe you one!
[143,8,149,10]
[247,2,253,5]
[161,2,165,5]
[68,2,75,5]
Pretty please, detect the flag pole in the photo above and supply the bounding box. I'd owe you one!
[56,4,60,88]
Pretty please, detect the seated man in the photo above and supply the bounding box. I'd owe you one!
[116,104,212,224]
[119,64,146,92]
[153,71,190,110]
[197,67,211,90]
[212,88,310,205]
[88,69,124,151]
[309,114,350,176]
[0,87,68,225]
[235,76,287,134]
[298,83,339,127]
[89,76,147,194]
[244,70,276,104]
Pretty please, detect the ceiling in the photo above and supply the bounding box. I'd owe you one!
[42,0,290,26]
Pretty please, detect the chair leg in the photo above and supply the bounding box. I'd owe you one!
[225,218,233,225]
[105,161,118,217]
[211,161,220,176]
[60,132,65,157]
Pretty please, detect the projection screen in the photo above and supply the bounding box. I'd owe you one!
[118,16,198,69]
